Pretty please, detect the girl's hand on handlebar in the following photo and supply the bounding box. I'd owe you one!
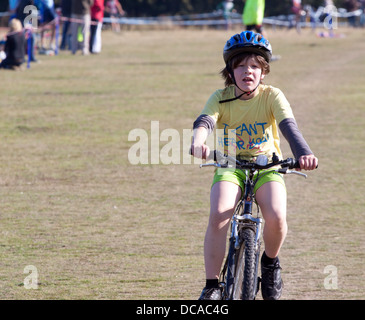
[190,144,211,160]
[297,154,318,171]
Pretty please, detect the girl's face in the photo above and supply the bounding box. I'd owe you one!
[232,55,265,99]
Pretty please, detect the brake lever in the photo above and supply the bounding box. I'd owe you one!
[287,170,307,178]
[278,167,307,178]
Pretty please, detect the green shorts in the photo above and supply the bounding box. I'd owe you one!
[212,168,286,194]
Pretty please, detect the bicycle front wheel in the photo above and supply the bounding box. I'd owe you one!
[232,227,258,300]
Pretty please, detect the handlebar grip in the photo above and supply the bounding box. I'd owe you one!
[284,158,300,169]
[290,159,318,169]
[293,160,301,169]
[289,159,318,169]
[208,150,217,162]
[190,148,216,161]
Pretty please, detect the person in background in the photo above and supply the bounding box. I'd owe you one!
[242,0,266,37]
[90,0,104,54]
[359,0,365,27]
[344,0,359,27]
[105,0,125,32]
[216,0,236,30]
[35,0,56,52]
[60,0,72,50]
[8,0,20,20]
[15,0,38,62]
[71,0,94,55]
[0,18,25,70]
[291,0,303,33]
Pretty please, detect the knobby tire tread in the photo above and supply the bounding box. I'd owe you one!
[233,228,257,300]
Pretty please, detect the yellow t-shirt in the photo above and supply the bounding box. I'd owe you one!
[201,85,295,160]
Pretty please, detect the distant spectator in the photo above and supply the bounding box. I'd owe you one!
[16,0,37,62]
[344,0,359,27]
[291,0,302,33]
[105,0,125,33]
[0,18,25,70]
[8,0,21,20]
[90,0,104,54]
[216,0,236,30]
[359,0,365,27]
[71,0,94,55]
[242,0,266,36]
[60,0,72,50]
[35,0,56,51]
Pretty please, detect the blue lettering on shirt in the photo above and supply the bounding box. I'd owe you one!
[220,121,269,151]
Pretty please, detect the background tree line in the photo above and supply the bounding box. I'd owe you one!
[0,0,349,17]
[119,0,348,17]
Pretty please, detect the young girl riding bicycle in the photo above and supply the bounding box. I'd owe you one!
[191,31,318,300]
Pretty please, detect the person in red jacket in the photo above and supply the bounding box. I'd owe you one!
[90,0,104,53]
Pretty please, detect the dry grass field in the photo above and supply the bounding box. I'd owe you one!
[0,25,364,300]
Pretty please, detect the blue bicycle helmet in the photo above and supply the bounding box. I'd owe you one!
[223,31,272,64]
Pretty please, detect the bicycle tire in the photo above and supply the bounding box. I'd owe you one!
[232,227,258,300]
[223,236,236,300]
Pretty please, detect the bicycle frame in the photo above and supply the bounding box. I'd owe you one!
[232,168,262,250]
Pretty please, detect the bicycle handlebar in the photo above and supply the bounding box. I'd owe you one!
[206,150,300,170]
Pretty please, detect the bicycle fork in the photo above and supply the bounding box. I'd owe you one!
[234,200,263,298]
[221,194,263,299]
[234,199,263,251]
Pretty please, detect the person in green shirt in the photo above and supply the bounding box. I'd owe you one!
[242,0,265,34]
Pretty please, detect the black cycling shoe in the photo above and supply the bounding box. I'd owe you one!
[198,287,222,300]
[261,258,283,300]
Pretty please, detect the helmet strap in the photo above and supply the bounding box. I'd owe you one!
[219,65,261,104]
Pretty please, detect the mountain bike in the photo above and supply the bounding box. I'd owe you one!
[199,150,308,300]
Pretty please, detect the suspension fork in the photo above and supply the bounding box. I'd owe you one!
[235,215,262,250]
[233,171,263,250]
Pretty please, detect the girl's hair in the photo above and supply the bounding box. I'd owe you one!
[220,53,270,87]
[9,19,23,32]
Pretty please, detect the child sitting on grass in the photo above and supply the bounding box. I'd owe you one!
[0,19,25,70]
